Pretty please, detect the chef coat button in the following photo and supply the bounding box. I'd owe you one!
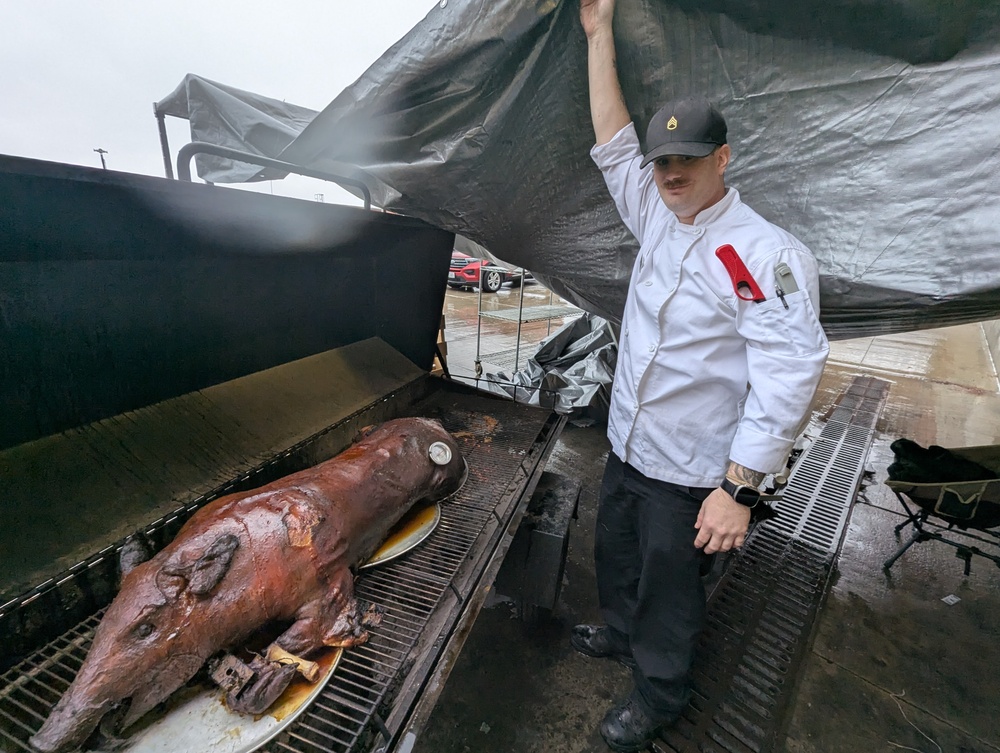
[625,329,629,336]
[645,280,652,286]
[648,345,654,353]
[633,403,638,410]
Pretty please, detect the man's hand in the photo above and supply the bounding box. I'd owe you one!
[580,0,616,39]
[694,489,752,554]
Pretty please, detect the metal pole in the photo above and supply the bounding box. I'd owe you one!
[154,107,174,179]
[547,287,555,336]
[513,268,526,373]
[474,271,484,379]
[176,142,373,210]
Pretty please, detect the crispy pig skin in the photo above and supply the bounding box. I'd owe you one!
[30,417,467,753]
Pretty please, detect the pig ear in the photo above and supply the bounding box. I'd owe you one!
[119,532,153,580]
[156,534,241,600]
[188,534,240,595]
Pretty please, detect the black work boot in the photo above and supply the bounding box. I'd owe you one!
[570,624,636,669]
[599,692,675,753]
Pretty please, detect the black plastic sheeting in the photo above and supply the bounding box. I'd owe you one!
[167,0,1000,339]
[0,154,455,451]
[480,313,617,420]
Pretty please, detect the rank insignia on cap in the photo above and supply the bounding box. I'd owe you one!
[640,97,728,168]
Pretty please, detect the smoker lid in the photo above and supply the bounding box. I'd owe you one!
[0,155,455,450]
[0,339,425,607]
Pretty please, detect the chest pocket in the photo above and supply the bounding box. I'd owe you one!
[738,289,826,355]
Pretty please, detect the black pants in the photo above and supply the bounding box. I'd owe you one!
[595,452,713,717]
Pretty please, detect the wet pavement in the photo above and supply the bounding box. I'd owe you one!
[440,281,584,381]
[422,291,1000,753]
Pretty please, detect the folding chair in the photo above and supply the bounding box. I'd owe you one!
[883,444,1000,575]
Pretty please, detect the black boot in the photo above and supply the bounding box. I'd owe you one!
[570,624,636,669]
[599,692,675,753]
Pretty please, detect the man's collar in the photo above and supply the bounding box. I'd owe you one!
[691,187,738,226]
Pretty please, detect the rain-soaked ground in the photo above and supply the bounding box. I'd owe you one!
[418,282,1000,753]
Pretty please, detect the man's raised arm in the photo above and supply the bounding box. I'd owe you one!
[580,0,631,145]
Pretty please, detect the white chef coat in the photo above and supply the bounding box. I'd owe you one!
[592,123,830,487]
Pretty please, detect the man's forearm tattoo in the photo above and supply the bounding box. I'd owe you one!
[725,462,765,488]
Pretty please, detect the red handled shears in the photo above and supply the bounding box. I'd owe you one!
[715,244,765,303]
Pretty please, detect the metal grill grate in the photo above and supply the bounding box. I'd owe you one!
[655,376,890,753]
[0,390,558,753]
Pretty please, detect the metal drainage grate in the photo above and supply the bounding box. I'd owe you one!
[655,376,890,753]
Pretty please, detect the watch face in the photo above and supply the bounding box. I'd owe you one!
[733,486,760,506]
[721,479,760,507]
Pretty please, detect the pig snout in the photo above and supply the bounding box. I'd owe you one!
[30,694,112,753]
[29,650,205,752]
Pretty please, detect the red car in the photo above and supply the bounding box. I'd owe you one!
[447,251,531,293]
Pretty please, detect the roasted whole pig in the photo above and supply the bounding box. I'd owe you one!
[30,417,467,753]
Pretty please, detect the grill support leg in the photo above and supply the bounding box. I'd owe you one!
[371,712,393,753]
[493,472,580,621]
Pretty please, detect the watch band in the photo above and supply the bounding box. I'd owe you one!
[720,477,761,508]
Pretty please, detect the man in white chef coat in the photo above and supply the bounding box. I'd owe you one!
[574,1,830,751]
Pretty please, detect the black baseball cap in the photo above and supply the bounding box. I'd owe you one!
[640,96,728,168]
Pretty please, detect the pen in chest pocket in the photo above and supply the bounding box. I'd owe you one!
[774,263,799,310]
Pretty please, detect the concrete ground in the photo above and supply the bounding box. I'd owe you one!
[419,283,1000,753]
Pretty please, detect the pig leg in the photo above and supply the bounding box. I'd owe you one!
[275,573,380,655]
[226,655,300,715]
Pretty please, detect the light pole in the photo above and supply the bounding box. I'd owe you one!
[94,148,108,169]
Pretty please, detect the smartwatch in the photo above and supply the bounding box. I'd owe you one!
[720,477,761,508]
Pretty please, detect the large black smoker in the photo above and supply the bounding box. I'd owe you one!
[0,154,564,753]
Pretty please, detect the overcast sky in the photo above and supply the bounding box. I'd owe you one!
[0,0,438,205]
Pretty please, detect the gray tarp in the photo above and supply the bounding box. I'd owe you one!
[159,1,1000,339]
[156,74,317,184]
